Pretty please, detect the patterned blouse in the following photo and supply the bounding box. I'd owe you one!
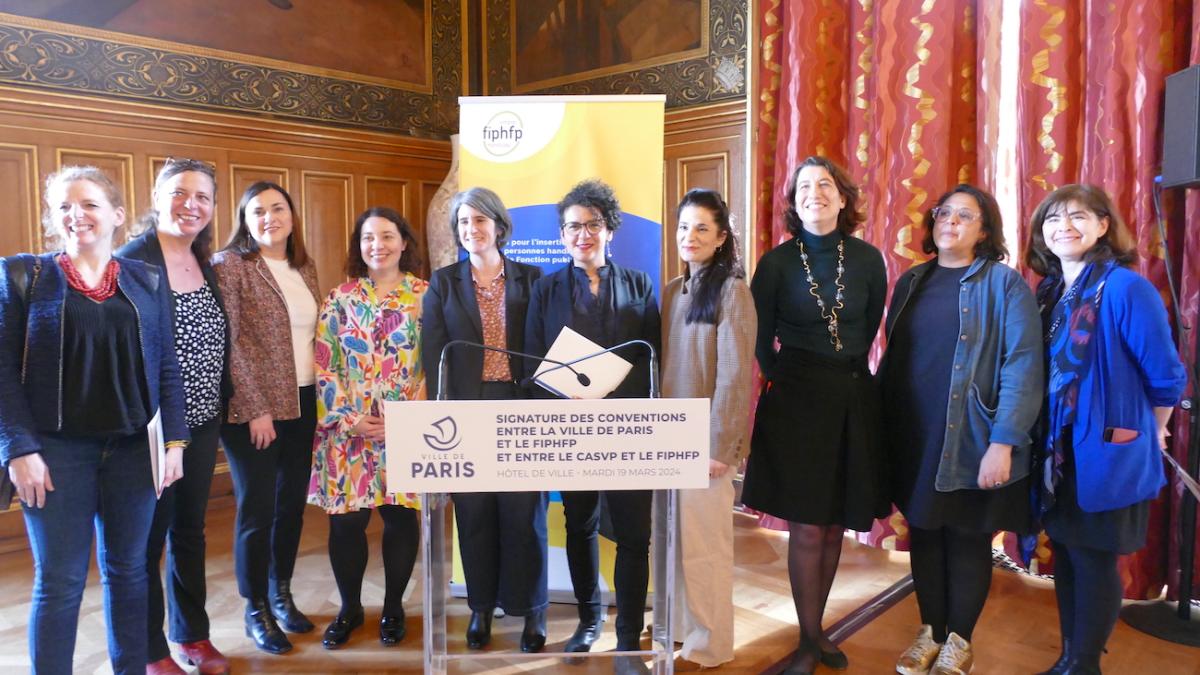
[173,282,226,428]
[474,270,512,382]
[308,275,427,514]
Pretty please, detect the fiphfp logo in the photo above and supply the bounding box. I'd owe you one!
[481,111,523,157]
[423,416,460,451]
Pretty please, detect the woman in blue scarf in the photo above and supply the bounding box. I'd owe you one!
[1025,184,1186,675]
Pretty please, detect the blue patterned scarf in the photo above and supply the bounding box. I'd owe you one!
[1034,260,1114,516]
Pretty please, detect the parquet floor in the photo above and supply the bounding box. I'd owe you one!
[0,501,1196,673]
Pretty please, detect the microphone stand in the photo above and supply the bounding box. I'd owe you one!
[435,339,591,401]
[1118,176,1200,646]
[530,338,660,399]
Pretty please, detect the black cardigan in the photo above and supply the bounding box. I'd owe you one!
[524,261,660,399]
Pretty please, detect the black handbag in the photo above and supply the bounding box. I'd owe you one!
[1,254,41,509]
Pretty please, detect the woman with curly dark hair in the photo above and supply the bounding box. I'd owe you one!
[525,179,660,673]
[742,156,889,674]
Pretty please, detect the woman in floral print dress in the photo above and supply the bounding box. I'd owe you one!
[308,206,427,650]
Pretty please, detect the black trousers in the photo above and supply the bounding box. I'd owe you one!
[454,491,548,615]
[908,525,994,642]
[146,417,221,661]
[562,489,652,648]
[222,386,317,600]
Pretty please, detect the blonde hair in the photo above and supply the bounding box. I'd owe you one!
[41,166,125,243]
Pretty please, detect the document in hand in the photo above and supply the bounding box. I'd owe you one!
[533,326,633,399]
[147,408,167,498]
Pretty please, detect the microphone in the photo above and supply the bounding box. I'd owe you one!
[532,339,660,399]
[436,340,590,401]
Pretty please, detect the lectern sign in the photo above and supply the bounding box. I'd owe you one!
[384,398,709,492]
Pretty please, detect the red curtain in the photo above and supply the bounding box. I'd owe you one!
[753,0,1200,597]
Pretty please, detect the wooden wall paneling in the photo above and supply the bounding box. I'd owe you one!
[0,143,40,256]
[54,148,136,248]
[662,100,746,286]
[301,171,354,295]
[365,176,410,214]
[413,180,443,279]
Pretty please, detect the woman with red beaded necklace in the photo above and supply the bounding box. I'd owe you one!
[0,165,190,674]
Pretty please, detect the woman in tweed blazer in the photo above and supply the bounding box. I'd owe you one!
[660,189,756,668]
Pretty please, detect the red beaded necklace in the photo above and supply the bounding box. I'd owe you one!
[57,253,120,302]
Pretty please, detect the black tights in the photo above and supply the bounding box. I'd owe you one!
[908,525,994,642]
[786,522,844,668]
[327,505,419,616]
[1051,540,1121,668]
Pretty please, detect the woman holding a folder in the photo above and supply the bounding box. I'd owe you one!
[0,165,189,674]
[421,187,548,652]
[525,179,661,672]
[118,158,233,675]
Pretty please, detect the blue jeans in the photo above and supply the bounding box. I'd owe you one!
[21,432,157,675]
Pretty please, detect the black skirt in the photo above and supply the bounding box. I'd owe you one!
[1044,433,1150,554]
[742,347,890,531]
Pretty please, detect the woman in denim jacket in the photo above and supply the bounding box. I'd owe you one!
[881,185,1042,675]
[1026,185,1185,675]
[0,166,189,674]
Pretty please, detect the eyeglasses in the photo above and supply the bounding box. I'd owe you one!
[562,220,605,236]
[931,206,981,223]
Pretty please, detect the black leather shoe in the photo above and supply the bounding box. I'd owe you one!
[563,618,603,653]
[270,579,315,633]
[322,607,364,650]
[380,614,406,646]
[520,610,547,653]
[466,610,492,650]
[819,646,849,670]
[245,598,292,655]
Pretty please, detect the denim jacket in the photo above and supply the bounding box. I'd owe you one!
[881,258,1043,491]
[0,253,190,465]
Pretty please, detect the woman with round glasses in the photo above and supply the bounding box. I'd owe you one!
[525,179,660,671]
[880,185,1042,675]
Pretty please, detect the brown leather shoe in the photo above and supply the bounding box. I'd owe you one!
[147,655,187,675]
[179,639,231,675]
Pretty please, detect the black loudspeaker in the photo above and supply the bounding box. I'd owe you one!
[1163,64,1200,189]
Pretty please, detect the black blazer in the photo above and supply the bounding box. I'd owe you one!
[524,261,660,399]
[421,256,542,400]
[116,229,234,407]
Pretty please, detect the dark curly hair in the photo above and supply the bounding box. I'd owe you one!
[557,179,622,232]
[677,189,744,325]
[921,184,1008,262]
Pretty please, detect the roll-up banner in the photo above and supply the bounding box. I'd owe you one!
[458,94,666,295]
[453,94,666,605]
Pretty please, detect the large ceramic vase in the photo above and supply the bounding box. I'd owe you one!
[426,134,459,272]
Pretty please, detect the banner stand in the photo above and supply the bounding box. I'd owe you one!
[420,488,677,674]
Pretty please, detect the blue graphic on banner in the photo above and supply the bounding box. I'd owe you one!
[463,203,662,300]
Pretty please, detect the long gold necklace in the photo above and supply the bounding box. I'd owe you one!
[797,237,846,352]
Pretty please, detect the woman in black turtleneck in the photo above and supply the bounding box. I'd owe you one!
[742,155,889,675]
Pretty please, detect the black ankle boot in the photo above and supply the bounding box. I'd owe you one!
[564,613,604,653]
[520,610,547,653]
[1036,638,1072,675]
[466,609,493,649]
[245,598,292,654]
[269,579,314,633]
